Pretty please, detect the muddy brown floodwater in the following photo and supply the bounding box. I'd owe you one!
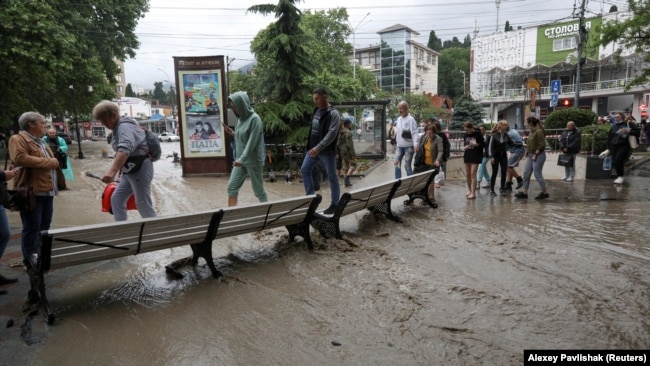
[0,140,649,365]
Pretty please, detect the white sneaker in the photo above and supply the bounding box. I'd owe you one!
[565,177,573,182]
[613,177,624,184]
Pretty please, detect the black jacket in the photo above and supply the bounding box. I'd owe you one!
[559,128,582,154]
[307,106,340,155]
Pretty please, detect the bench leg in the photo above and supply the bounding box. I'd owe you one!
[370,201,402,223]
[165,243,223,279]
[286,223,314,250]
[193,243,222,279]
[310,215,342,240]
[405,190,438,209]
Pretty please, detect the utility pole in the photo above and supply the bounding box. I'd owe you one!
[495,0,501,32]
[352,12,370,80]
[574,0,587,107]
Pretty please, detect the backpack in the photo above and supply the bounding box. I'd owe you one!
[439,132,451,161]
[143,129,162,162]
[114,119,162,162]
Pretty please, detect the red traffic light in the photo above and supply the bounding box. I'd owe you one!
[560,99,573,107]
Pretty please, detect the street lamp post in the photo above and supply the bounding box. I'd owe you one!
[459,70,466,97]
[352,12,371,80]
[69,85,84,159]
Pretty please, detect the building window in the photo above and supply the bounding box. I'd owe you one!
[427,52,432,64]
[553,37,576,52]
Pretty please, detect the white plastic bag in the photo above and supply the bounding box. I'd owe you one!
[434,170,445,185]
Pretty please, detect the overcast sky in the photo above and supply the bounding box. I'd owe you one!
[124,0,628,90]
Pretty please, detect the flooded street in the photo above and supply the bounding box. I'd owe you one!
[1,140,649,365]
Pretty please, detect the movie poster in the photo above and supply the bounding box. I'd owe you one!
[179,70,225,157]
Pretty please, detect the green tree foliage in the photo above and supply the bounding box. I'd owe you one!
[438,47,470,100]
[543,108,598,130]
[504,21,513,32]
[152,82,167,105]
[581,124,610,154]
[243,3,376,145]
[442,37,462,49]
[125,84,136,97]
[0,0,148,129]
[598,1,650,89]
[427,30,443,51]
[450,96,484,130]
[462,34,472,48]
[300,9,376,102]
[248,0,313,105]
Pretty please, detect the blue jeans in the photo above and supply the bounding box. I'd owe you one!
[301,152,340,206]
[19,195,54,264]
[477,156,491,183]
[394,146,414,179]
[0,205,10,259]
[522,152,547,191]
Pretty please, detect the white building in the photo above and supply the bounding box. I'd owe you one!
[114,97,152,120]
[353,24,439,95]
[470,10,646,125]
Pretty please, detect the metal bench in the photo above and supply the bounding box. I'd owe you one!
[31,194,322,324]
[310,169,438,239]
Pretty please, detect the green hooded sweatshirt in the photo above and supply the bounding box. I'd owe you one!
[228,91,266,167]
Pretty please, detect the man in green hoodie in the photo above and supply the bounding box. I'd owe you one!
[225,91,268,207]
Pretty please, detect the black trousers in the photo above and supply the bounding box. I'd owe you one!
[610,144,631,177]
[490,150,508,190]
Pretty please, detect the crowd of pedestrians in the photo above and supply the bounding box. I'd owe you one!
[2,89,646,297]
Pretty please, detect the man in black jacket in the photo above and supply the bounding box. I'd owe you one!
[301,87,341,215]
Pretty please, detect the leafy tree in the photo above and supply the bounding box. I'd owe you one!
[0,0,148,130]
[450,96,484,130]
[438,47,470,101]
[543,108,597,130]
[427,30,443,52]
[598,1,650,89]
[245,3,377,145]
[152,82,167,105]
[442,37,463,49]
[504,21,513,32]
[462,34,472,48]
[125,84,136,97]
[228,71,262,104]
[581,124,610,154]
[248,0,313,105]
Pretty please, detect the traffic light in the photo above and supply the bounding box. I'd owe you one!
[561,99,573,107]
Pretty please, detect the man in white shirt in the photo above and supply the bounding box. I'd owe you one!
[394,101,420,178]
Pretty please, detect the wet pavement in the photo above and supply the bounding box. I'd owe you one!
[0,140,649,365]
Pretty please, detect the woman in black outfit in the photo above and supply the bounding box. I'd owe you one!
[488,121,511,196]
[462,121,485,199]
[602,112,640,184]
